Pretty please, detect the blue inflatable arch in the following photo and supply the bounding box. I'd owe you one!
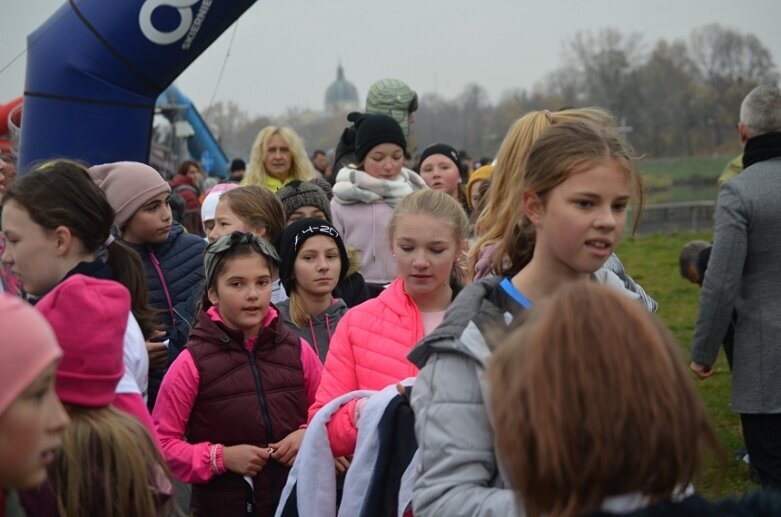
[18,0,254,173]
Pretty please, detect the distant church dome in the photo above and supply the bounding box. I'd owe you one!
[325,64,360,113]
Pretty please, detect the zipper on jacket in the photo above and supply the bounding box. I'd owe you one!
[246,348,278,506]
[149,251,176,326]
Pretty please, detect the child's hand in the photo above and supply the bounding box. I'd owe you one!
[223,444,270,476]
[268,429,306,466]
[146,330,168,370]
[334,456,351,474]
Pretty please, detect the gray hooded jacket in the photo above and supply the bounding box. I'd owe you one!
[407,277,522,516]
[276,299,348,363]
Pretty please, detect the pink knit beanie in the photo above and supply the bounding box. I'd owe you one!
[0,294,62,416]
[88,161,172,229]
[36,275,130,408]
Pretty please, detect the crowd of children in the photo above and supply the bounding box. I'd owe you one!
[2,104,775,517]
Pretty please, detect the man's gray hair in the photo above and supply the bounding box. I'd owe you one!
[740,84,781,137]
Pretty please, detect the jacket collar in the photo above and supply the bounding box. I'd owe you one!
[743,131,781,169]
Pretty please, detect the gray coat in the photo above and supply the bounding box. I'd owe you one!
[407,277,521,516]
[691,157,781,414]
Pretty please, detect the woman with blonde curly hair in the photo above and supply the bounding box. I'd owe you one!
[242,126,315,192]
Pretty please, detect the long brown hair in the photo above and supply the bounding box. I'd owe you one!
[469,107,623,278]
[51,405,175,517]
[500,119,644,276]
[488,282,723,517]
[4,160,159,339]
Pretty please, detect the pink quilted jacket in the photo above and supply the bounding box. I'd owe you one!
[308,277,422,456]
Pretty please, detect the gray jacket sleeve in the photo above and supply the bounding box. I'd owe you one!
[691,182,747,365]
[411,349,521,516]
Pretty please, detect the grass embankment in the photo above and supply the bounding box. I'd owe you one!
[638,156,733,204]
[616,232,756,497]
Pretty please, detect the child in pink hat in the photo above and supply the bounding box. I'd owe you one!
[21,275,174,516]
[0,294,68,513]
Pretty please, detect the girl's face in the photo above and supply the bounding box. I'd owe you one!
[287,206,327,225]
[122,192,172,245]
[293,235,341,297]
[392,213,462,301]
[209,199,266,242]
[208,253,273,338]
[0,200,65,296]
[470,180,485,211]
[420,155,461,199]
[0,363,69,490]
[364,144,404,180]
[526,161,630,277]
[264,134,293,180]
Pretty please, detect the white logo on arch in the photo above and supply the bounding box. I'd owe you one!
[139,0,199,45]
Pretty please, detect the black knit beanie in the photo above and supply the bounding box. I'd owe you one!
[419,143,460,171]
[354,114,407,163]
[276,218,349,294]
[277,179,333,222]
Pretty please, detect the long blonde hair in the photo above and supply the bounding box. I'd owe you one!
[488,282,723,517]
[469,107,619,277]
[243,126,314,188]
[51,405,175,517]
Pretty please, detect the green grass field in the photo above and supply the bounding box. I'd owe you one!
[639,156,730,204]
[638,155,734,181]
[616,232,757,497]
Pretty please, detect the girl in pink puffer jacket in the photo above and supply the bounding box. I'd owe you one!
[309,190,469,458]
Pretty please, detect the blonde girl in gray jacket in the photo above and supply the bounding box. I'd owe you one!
[407,118,645,516]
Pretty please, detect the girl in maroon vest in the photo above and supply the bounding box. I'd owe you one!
[153,232,322,516]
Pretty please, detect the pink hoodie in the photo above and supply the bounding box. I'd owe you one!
[308,278,423,456]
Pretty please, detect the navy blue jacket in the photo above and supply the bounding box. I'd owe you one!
[125,222,206,408]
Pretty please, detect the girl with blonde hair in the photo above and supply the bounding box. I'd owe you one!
[469,108,655,310]
[310,189,468,460]
[409,119,645,516]
[242,126,315,192]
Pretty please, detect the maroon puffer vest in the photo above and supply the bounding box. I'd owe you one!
[187,309,308,517]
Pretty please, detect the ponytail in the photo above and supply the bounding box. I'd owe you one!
[105,240,160,340]
[288,290,311,328]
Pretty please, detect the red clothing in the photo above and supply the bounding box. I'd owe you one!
[308,278,422,456]
[152,306,322,484]
[169,174,201,210]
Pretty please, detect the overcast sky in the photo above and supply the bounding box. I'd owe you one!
[1,0,779,117]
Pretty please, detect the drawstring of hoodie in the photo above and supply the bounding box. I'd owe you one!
[308,319,319,357]
[325,314,333,340]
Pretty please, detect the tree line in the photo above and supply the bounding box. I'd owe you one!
[205,24,779,163]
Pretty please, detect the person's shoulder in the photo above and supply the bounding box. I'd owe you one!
[168,223,207,250]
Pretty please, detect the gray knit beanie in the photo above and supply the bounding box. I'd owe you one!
[277,179,333,223]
